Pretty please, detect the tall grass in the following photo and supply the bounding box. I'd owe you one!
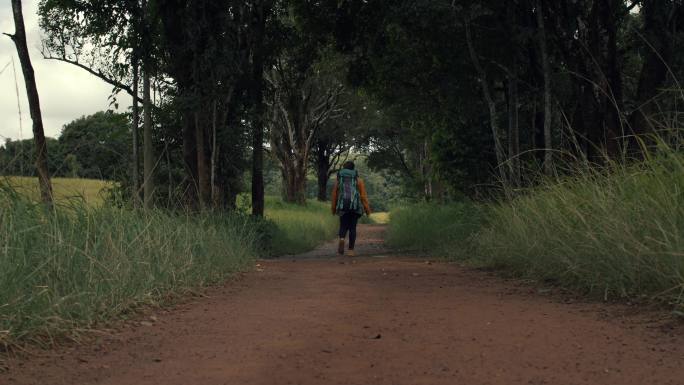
[476,151,684,304]
[0,189,260,348]
[387,151,684,307]
[265,197,337,255]
[386,202,484,255]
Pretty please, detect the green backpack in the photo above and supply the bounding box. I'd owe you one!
[336,169,362,215]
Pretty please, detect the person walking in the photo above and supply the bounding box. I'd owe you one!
[331,161,372,256]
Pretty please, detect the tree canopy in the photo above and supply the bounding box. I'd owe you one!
[18,0,684,209]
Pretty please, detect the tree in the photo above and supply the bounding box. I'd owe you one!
[463,7,507,185]
[536,0,553,174]
[0,137,61,178]
[39,0,143,102]
[249,0,274,216]
[310,87,371,201]
[39,0,153,205]
[141,0,154,209]
[266,52,345,204]
[311,119,352,202]
[58,112,130,180]
[158,0,251,209]
[6,0,53,204]
[629,0,683,141]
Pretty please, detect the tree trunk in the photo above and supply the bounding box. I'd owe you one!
[182,108,198,208]
[142,64,154,209]
[421,139,432,201]
[210,100,219,207]
[507,75,520,186]
[283,163,307,205]
[629,0,677,144]
[536,0,553,175]
[142,0,154,209]
[8,0,52,205]
[316,147,330,201]
[603,0,624,157]
[250,1,268,216]
[464,16,506,184]
[195,112,211,209]
[131,57,141,208]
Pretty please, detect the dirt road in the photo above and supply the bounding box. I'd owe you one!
[3,225,683,385]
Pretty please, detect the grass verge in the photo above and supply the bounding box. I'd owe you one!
[387,152,684,308]
[265,197,337,255]
[0,188,260,349]
[386,202,484,255]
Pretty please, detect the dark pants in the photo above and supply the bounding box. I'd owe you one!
[339,212,361,250]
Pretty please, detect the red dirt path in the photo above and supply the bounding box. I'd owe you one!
[2,225,683,385]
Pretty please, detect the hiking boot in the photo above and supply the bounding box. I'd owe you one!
[337,238,345,255]
[346,249,356,257]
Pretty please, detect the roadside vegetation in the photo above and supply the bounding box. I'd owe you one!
[0,181,336,349]
[265,198,337,255]
[387,149,684,309]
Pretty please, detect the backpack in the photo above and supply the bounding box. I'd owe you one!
[336,169,362,215]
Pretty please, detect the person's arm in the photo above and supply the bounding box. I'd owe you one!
[357,179,372,215]
[331,179,338,215]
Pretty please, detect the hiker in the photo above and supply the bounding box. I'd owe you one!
[331,161,372,256]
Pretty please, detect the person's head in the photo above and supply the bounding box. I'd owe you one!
[343,161,355,170]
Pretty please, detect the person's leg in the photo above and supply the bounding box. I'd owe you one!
[348,213,360,250]
[339,214,349,238]
[338,213,349,254]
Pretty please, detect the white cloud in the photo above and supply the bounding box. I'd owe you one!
[0,0,131,142]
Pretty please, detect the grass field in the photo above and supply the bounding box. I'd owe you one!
[2,176,114,205]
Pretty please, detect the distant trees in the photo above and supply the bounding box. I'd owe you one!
[0,112,130,181]
[1,137,60,178]
[266,34,347,204]
[266,63,345,204]
[59,112,130,180]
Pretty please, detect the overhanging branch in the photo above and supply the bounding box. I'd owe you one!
[42,54,143,104]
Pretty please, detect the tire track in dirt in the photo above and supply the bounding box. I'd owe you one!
[2,225,683,385]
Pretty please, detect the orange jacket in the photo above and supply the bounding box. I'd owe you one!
[331,178,372,215]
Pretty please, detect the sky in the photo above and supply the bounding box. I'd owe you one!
[0,0,130,143]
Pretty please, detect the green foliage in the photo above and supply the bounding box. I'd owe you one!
[0,137,61,177]
[1,111,130,181]
[0,189,260,348]
[58,111,130,180]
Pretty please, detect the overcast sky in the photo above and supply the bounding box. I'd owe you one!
[1,0,130,143]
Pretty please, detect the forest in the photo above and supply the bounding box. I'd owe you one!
[7,1,682,210]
